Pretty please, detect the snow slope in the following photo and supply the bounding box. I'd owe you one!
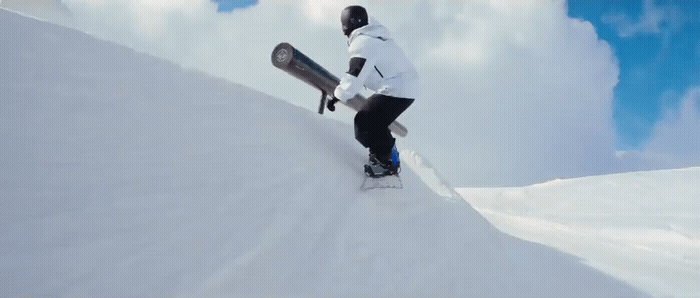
[0,10,644,296]
[457,168,700,297]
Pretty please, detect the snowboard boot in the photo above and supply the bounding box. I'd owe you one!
[364,146,400,177]
[368,151,381,165]
[390,145,400,170]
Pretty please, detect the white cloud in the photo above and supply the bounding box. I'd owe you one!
[65,0,207,34]
[301,0,353,25]
[602,0,663,37]
[65,0,200,11]
[402,0,620,186]
[428,38,487,65]
[616,88,700,171]
[642,88,700,166]
[602,0,687,38]
[127,0,203,34]
[59,0,626,186]
[0,0,72,20]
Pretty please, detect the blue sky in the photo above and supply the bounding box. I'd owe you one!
[568,0,700,150]
[210,0,257,13]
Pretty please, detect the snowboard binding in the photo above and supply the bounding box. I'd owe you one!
[364,146,401,178]
[361,147,402,190]
[364,163,399,177]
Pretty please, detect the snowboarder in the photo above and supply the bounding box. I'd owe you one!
[327,5,419,177]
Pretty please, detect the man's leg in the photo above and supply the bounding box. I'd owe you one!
[354,94,414,163]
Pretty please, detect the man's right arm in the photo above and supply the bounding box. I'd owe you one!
[334,37,377,101]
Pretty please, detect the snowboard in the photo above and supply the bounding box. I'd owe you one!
[361,164,402,190]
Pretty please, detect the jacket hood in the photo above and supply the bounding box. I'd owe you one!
[348,18,392,43]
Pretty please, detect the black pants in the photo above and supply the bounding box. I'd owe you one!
[354,94,414,158]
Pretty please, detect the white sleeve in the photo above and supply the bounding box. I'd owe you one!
[334,56,376,101]
[334,36,377,102]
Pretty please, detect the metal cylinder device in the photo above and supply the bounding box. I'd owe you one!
[271,42,407,137]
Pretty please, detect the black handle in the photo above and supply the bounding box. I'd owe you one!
[318,91,327,114]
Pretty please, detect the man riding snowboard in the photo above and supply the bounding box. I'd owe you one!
[328,5,419,177]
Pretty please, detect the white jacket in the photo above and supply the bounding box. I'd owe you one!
[334,19,419,102]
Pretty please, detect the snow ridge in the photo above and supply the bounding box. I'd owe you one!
[401,150,461,199]
[457,167,700,296]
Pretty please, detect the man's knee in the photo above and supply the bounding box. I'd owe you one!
[354,110,369,127]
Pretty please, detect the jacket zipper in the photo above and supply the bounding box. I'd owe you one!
[374,66,384,78]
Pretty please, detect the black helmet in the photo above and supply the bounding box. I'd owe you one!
[341,5,368,36]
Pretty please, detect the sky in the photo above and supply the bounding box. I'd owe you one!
[210,0,257,12]
[6,0,700,186]
[568,0,700,150]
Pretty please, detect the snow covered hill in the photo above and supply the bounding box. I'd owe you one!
[457,167,700,297]
[0,10,644,296]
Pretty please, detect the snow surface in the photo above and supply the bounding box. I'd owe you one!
[457,168,700,297]
[0,9,645,296]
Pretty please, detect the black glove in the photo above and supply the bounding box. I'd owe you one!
[327,96,340,112]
